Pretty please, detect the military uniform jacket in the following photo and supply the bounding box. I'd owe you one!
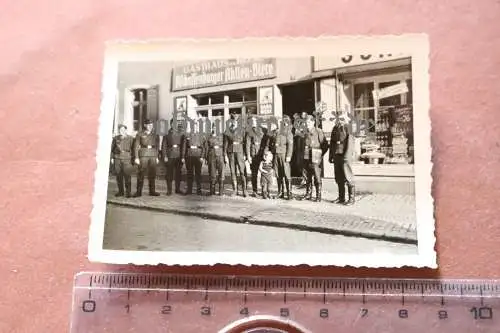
[205,134,224,159]
[162,129,183,159]
[223,127,245,154]
[304,128,329,163]
[245,127,264,159]
[329,124,354,162]
[274,128,294,159]
[111,134,134,160]
[134,131,160,158]
[182,133,206,158]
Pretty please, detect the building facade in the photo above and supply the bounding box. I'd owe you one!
[114,54,414,178]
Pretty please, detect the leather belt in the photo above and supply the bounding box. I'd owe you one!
[145,145,156,149]
[213,146,220,149]
[233,142,240,145]
[171,145,179,148]
[190,145,199,149]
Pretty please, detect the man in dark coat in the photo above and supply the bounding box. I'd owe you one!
[300,115,329,202]
[162,119,184,195]
[329,112,356,205]
[182,120,205,195]
[133,119,160,197]
[245,116,264,197]
[111,124,134,197]
[223,114,248,197]
[292,112,308,188]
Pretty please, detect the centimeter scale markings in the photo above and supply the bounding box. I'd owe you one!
[71,272,500,333]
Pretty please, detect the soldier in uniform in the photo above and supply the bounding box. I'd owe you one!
[205,122,225,196]
[274,115,294,200]
[162,119,184,195]
[111,124,134,197]
[245,116,264,197]
[223,114,248,197]
[292,112,308,188]
[133,119,160,197]
[300,115,329,202]
[182,120,205,195]
[329,112,356,205]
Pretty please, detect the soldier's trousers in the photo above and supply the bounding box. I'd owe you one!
[166,157,182,193]
[333,155,354,186]
[186,156,202,192]
[228,153,246,182]
[208,156,224,185]
[114,159,134,195]
[249,156,261,193]
[304,160,322,187]
[275,154,291,184]
[137,156,157,194]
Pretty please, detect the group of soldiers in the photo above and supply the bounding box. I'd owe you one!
[110,111,356,205]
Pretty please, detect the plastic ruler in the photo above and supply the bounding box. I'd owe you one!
[70,272,500,332]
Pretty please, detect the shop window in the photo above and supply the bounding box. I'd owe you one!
[212,109,224,117]
[133,89,148,131]
[210,93,225,105]
[195,96,210,106]
[227,91,244,103]
[378,81,402,107]
[242,88,257,102]
[353,82,375,134]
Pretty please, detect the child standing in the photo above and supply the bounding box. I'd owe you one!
[258,151,274,199]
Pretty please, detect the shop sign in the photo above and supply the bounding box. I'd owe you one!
[314,53,410,70]
[372,82,409,100]
[172,58,276,91]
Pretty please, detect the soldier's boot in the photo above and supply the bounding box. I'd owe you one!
[115,176,125,197]
[345,185,355,206]
[241,175,248,197]
[134,179,143,197]
[218,180,224,196]
[300,183,311,201]
[333,184,346,204]
[231,179,237,196]
[278,180,285,199]
[315,182,322,202]
[124,178,132,198]
[149,178,160,196]
[166,180,173,196]
[261,186,266,199]
[286,180,292,200]
[196,177,202,195]
[209,182,215,196]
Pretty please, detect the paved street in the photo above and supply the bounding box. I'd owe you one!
[103,205,418,254]
[106,177,417,245]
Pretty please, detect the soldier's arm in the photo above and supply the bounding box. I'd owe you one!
[180,135,187,160]
[286,132,294,160]
[244,132,251,158]
[133,134,140,159]
[160,134,167,158]
[319,129,329,155]
[156,135,160,159]
[344,133,354,160]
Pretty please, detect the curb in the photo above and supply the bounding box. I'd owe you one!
[107,199,418,246]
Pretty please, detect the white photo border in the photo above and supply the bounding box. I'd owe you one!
[88,35,436,268]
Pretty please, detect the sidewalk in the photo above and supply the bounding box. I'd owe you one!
[106,178,417,244]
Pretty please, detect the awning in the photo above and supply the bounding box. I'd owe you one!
[291,57,412,83]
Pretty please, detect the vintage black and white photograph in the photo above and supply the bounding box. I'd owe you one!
[89,36,435,267]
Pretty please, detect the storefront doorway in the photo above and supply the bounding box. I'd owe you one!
[280,81,316,120]
[280,81,316,178]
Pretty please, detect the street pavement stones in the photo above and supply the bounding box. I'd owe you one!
[106,178,417,244]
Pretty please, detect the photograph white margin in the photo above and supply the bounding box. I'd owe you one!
[88,34,436,268]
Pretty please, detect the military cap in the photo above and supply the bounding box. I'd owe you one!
[306,115,315,121]
[144,119,153,125]
[283,115,291,121]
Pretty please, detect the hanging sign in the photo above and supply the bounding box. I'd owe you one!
[372,82,409,100]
